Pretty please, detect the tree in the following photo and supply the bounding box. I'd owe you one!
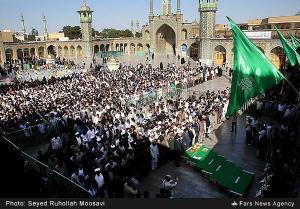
[61,25,82,40]
[92,28,100,38]
[98,28,134,38]
[135,32,142,38]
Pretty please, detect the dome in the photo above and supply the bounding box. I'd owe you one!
[79,5,91,12]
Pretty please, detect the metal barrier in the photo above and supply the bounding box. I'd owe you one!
[1,136,90,198]
[4,123,60,150]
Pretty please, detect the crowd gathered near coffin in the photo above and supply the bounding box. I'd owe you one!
[241,76,300,198]
[0,61,230,197]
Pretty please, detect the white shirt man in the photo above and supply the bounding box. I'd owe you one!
[51,136,62,150]
[94,169,104,189]
[150,141,159,171]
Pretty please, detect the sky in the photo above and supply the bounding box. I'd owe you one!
[0,0,299,34]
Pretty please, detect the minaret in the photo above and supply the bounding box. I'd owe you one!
[77,0,94,66]
[162,0,172,16]
[136,20,140,33]
[21,13,26,34]
[42,14,48,41]
[177,0,181,14]
[149,0,154,22]
[199,0,218,65]
[131,20,135,37]
[176,0,182,21]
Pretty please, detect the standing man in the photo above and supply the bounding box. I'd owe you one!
[162,175,178,198]
[231,115,237,133]
[150,140,159,171]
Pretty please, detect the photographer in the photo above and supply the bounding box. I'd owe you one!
[162,175,179,198]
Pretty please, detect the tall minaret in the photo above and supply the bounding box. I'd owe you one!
[149,0,154,22]
[42,14,48,41]
[77,0,94,66]
[162,0,172,16]
[199,0,218,65]
[136,20,140,33]
[131,20,135,37]
[21,13,26,34]
[176,0,181,14]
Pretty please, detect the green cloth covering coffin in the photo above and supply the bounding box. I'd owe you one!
[184,144,254,196]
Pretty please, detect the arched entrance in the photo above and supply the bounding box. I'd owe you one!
[214,45,226,65]
[100,44,105,52]
[38,47,45,58]
[145,30,150,41]
[23,48,30,58]
[156,24,176,56]
[130,43,136,55]
[189,42,199,60]
[30,48,36,57]
[271,46,285,69]
[106,44,110,52]
[77,46,83,57]
[70,46,75,57]
[94,45,99,55]
[63,46,69,58]
[47,45,56,57]
[5,48,13,61]
[57,46,62,57]
[17,49,23,59]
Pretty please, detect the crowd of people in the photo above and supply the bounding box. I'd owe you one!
[242,77,300,198]
[0,61,229,197]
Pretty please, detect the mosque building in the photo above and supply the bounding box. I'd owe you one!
[0,0,300,69]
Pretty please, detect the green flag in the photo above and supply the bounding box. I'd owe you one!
[288,33,300,51]
[226,17,285,117]
[275,27,300,67]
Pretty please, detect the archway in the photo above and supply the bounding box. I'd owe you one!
[70,46,75,57]
[189,42,199,60]
[181,29,188,40]
[30,48,35,57]
[57,46,62,57]
[120,44,124,53]
[64,46,69,57]
[23,48,30,58]
[47,45,56,57]
[271,46,285,69]
[94,45,99,55]
[116,44,119,52]
[124,44,128,54]
[100,44,105,52]
[144,30,150,41]
[77,46,83,57]
[38,46,45,58]
[17,49,23,59]
[5,48,13,61]
[156,24,176,56]
[214,45,226,65]
[106,44,110,52]
[137,43,143,52]
[130,43,136,55]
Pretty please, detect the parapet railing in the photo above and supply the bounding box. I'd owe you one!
[1,135,91,198]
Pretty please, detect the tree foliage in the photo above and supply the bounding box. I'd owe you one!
[99,28,134,38]
[135,32,142,38]
[61,25,82,40]
[61,26,134,40]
